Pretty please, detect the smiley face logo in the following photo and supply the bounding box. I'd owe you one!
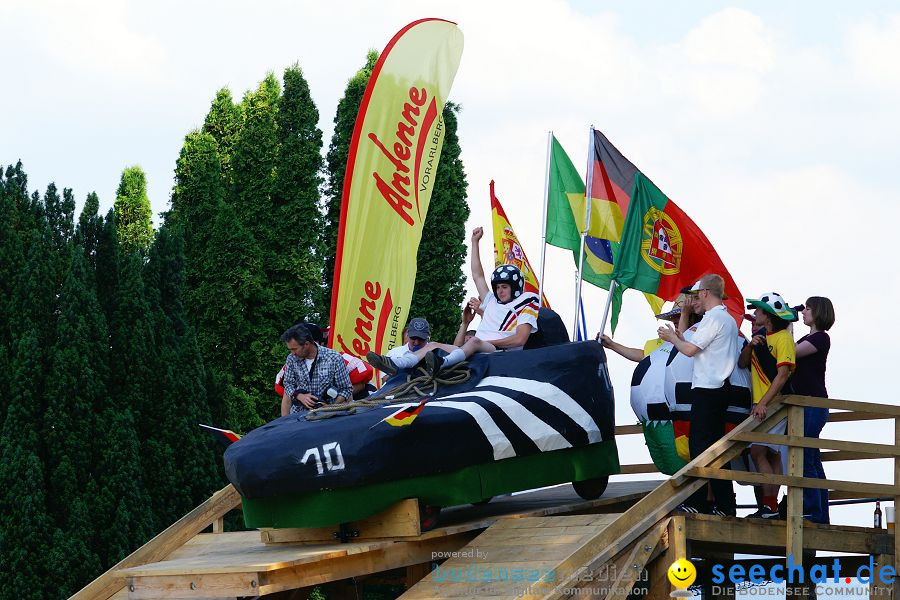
[667,558,696,588]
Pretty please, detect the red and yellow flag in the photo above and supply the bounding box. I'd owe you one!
[328,20,464,358]
[490,181,549,308]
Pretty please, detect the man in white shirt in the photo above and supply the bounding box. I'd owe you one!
[658,274,738,516]
[366,227,539,377]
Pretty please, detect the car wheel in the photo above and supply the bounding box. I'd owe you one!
[572,476,608,500]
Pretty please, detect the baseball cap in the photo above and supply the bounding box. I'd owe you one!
[407,317,431,339]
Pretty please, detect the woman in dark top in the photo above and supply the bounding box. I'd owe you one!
[793,296,835,524]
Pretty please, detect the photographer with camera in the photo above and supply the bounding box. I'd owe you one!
[280,324,353,417]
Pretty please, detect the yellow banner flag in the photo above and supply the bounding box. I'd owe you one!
[329,20,464,358]
[490,181,549,308]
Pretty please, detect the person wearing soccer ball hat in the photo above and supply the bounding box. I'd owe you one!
[738,292,798,519]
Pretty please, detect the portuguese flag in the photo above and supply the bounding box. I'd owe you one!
[611,173,744,324]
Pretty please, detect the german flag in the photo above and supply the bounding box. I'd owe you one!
[384,397,428,427]
[199,424,242,446]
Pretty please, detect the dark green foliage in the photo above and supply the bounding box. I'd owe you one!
[0,328,53,600]
[171,129,271,429]
[115,165,154,254]
[202,88,243,185]
[95,209,120,326]
[43,252,110,523]
[409,103,470,342]
[144,226,221,511]
[274,63,325,324]
[231,74,280,241]
[75,192,103,272]
[322,50,378,314]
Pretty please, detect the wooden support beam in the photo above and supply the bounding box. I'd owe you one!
[871,554,894,600]
[732,432,900,457]
[687,467,900,496]
[618,463,659,475]
[786,405,805,572]
[684,514,894,555]
[260,498,421,543]
[72,484,241,600]
[827,411,894,423]
[823,450,896,462]
[782,394,900,418]
[602,519,667,600]
[895,417,900,578]
[615,424,643,435]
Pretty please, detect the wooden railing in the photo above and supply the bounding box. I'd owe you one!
[668,394,900,568]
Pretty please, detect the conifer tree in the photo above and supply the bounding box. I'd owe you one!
[144,225,221,515]
[202,88,243,185]
[170,130,270,431]
[42,251,111,592]
[322,50,378,315]
[95,209,120,327]
[104,249,160,530]
[114,166,154,254]
[75,192,103,273]
[231,74,280,242]
[408,102,470,342]
[0,327,53,600]
[273,63,325,324]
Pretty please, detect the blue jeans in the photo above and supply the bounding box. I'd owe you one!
[803,406,829,524]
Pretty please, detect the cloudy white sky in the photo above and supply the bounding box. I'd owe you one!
[3,0,899,531]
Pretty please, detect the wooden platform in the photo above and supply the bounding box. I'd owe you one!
[116,481,661,599]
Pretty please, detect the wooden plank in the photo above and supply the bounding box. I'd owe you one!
[822,450,897,462]
[870,554,893,600]
[72,484,241,600]
[732,432,900,457]
[827,411,894,423]
[645,523,675,600]
[786,405,804,567]
[618,463,659,475]
[260,498,420,543]
[615,424,643,435]
[684,514,894,555]
[782,394,900,418]
[603,519,667,600]
[255,530,479,596]
[687,467,900,496]
[212,517,225,535]
[127,572,259,599]
[895,416,900,577]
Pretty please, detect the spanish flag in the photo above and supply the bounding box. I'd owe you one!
[490,181,549,308]
[384,397,428,427]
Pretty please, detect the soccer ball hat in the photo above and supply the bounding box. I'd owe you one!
[745,292,799,322]
[491,265,524,303]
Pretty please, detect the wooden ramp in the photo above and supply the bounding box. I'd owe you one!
[72,481,659,600]
[401,513,666,599]
[74,394,900,599]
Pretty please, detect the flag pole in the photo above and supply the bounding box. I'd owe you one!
[538,131,552,305]
[573,126,595,336]
[597,279,617,337]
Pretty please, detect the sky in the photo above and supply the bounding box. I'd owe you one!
[3,0,898,543]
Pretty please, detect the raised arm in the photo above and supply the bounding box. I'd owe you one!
[470,227,490,300]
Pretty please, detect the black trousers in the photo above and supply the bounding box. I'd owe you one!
[686,384,735,513]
